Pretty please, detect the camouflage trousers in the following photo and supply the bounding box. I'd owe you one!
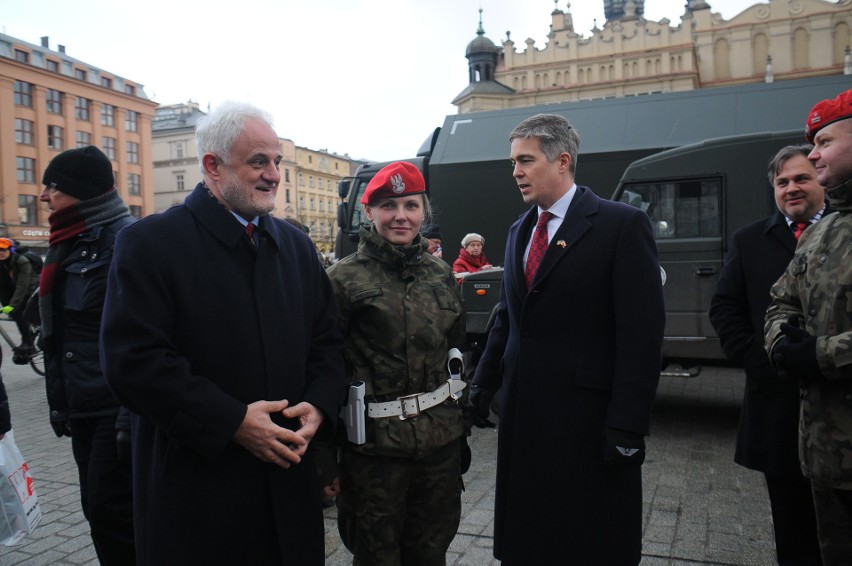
[811,480,852,565]
[338,438,463,566]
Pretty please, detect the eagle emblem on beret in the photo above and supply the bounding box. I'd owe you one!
[391,173,405,194]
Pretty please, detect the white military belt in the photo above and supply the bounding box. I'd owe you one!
[367,379,467,420]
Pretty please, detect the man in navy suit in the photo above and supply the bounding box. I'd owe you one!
[710,145,825,565]
[470,113,665,565]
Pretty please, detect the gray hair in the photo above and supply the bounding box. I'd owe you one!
[509,113,580,174]
[195,101,275,173]
[767,144,814,186]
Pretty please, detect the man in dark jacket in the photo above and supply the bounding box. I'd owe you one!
[100,101,346,565]
[470,113,665,565]
[38,145,136,564]
[710,144,825,565]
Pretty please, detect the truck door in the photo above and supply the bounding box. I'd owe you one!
[617,177,725,362]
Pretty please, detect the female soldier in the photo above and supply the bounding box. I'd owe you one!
[322,161,469,565]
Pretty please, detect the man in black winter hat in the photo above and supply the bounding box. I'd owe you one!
[39,145,136,565]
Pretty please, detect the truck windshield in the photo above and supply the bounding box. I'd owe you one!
[618,179,721,239]
[349,178,371,229]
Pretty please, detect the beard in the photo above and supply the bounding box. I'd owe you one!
[219,179,276,219]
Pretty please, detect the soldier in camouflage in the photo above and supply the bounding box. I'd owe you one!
[765,89,852,565]
[321,161,469,565]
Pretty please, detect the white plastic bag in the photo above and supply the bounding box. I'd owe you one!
[0,430,42,545]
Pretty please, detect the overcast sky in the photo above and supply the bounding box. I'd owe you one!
[3,0,751,162]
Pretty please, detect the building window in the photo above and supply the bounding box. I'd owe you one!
[46,59,59,72]
[298,173,304,186]
[47,125,64,150]
[14,81,33,107]
[102,137,116,160]
[14,49,29,63]
[126,141,139,164]
[129,205,142,219]
[309,176,314,188]
[101,76,113,89]
[125,110,138,132]
[308,155,313,164]
[75,68,87,81]
[75,97,90,121]
[16,157,36,183]
[299,196,305,210]
[128,173,141,196]
[18,195,37,225]
[124,84,135,96]
[46,89,63,114]
[285,168,290,183]
[310,198,315,211]
[76,131,91,147]
[15,119,34,145]
[285,189,291,203]
[175,174,185,191]
[101,104,115,127]
[175,142,184,159]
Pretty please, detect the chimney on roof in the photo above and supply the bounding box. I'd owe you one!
[58,45,65,54]
[41,36,49,49]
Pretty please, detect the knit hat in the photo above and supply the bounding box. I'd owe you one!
[461,233,484,247]
[42,146,115,201]
[361,161,425,205]
[422,223,443,240]
[805,89,852,144]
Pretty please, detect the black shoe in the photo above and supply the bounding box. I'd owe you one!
[12,346,33,365]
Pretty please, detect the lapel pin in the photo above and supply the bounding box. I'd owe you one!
[556,240,567,248]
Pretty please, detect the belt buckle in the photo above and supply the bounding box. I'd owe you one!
[397,393,421,420]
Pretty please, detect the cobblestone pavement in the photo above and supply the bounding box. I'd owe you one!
[0,331,777,565]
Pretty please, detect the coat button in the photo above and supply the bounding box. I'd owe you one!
[65,352,73,359]
[81,250,88,257]
[819,255,827,263]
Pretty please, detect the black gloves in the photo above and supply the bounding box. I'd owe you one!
[115,407,132,464]
[772,316,821,385]
[602,427,646,468]
[50,417,72,438]
[469,384,496,428]
[460,436,472,475]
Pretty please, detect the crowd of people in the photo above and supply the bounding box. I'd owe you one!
[0,87,849,565]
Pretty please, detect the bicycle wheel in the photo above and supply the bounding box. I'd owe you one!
[29,329,45,376]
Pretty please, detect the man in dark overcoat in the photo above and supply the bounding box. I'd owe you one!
[100,101,346,565]
[470,113,665,565]
[710,144,825,565]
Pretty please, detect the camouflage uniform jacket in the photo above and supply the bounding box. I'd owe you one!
[326,225,467,461]
[765,176,852,488]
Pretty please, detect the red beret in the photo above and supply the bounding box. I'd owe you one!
[806,89,852,144]
[360,161,425,205]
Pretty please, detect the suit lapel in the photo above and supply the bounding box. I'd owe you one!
[765,210,797,255]
[509,209,537,300]
[530,187,597,288]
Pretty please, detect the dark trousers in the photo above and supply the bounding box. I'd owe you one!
[765,473,823,565]
[338,438,463,566]
[811,481,852,566]
[12,315,33,348]
[70,415,135,566]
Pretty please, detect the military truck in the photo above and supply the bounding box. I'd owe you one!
[335,74,848,371]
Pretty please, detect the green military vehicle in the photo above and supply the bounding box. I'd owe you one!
[335,74,848,374]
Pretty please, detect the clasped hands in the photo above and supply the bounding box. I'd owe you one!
[233,400,323,469]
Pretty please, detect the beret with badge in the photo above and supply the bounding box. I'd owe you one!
[360,161,426,205]
[805,89,852,144]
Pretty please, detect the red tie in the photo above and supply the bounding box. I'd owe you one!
[793,222,808,240]
[246,222,257,248]
[525,211,553,289]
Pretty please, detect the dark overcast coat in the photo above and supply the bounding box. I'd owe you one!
[472,186,664,564]
[101,184,346,565]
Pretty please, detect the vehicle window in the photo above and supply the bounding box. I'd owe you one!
[618,179,721,239]
[350,178,369,228]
